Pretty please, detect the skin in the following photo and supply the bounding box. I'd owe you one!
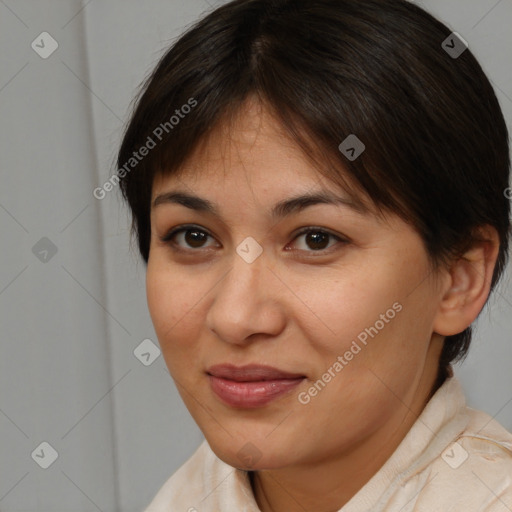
[146,97,500,512]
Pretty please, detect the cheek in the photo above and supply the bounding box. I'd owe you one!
[146,266,173,334]
[146,261,202,347]
[146,264,210,383]
[305,256,431,369]
[291,265,400,356]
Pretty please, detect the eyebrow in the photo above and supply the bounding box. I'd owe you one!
[151,189,368,219]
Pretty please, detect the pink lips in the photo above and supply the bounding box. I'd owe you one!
[207,364,306,408]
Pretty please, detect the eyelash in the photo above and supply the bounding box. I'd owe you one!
[159,224,349,256]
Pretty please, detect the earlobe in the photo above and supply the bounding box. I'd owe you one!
[433,225,500,337]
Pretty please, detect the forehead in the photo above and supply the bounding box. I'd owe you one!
[158,98,313,182]
[154,98,335,192]
[151,96,378,219]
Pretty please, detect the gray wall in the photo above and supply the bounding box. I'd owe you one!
[0,1,511,511]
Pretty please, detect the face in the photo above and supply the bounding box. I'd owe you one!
[146,98,446,471]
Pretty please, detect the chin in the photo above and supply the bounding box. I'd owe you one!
[206,434,294,471]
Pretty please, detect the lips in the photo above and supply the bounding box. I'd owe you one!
[206,364,306,408]
[207,364,305,381]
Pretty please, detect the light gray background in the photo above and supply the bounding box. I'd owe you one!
[0,1,511,511]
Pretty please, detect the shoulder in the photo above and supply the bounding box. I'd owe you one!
[143,440,256,511]
[143,440,216,512]
[412,407,512,511]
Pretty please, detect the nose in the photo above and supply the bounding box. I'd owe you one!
[205,248,287,346]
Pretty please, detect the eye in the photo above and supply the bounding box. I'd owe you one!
[288,227,347,254]
[160,224,217,251]
[159,225,348,254]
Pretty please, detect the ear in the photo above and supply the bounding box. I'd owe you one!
[433,225,500,336]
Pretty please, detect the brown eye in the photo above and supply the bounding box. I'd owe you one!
[182,229,209,248]
[303,231,330,250]
[161,225,216,250]
[290,228,346,253]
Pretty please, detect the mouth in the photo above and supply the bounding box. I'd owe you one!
[206,364,306,408]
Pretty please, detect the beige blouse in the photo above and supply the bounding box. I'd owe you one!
[143,375,512,511]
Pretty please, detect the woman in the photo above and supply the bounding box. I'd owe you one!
[117,0,512,510]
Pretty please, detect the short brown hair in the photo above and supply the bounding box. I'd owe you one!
[117,0,511,384]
